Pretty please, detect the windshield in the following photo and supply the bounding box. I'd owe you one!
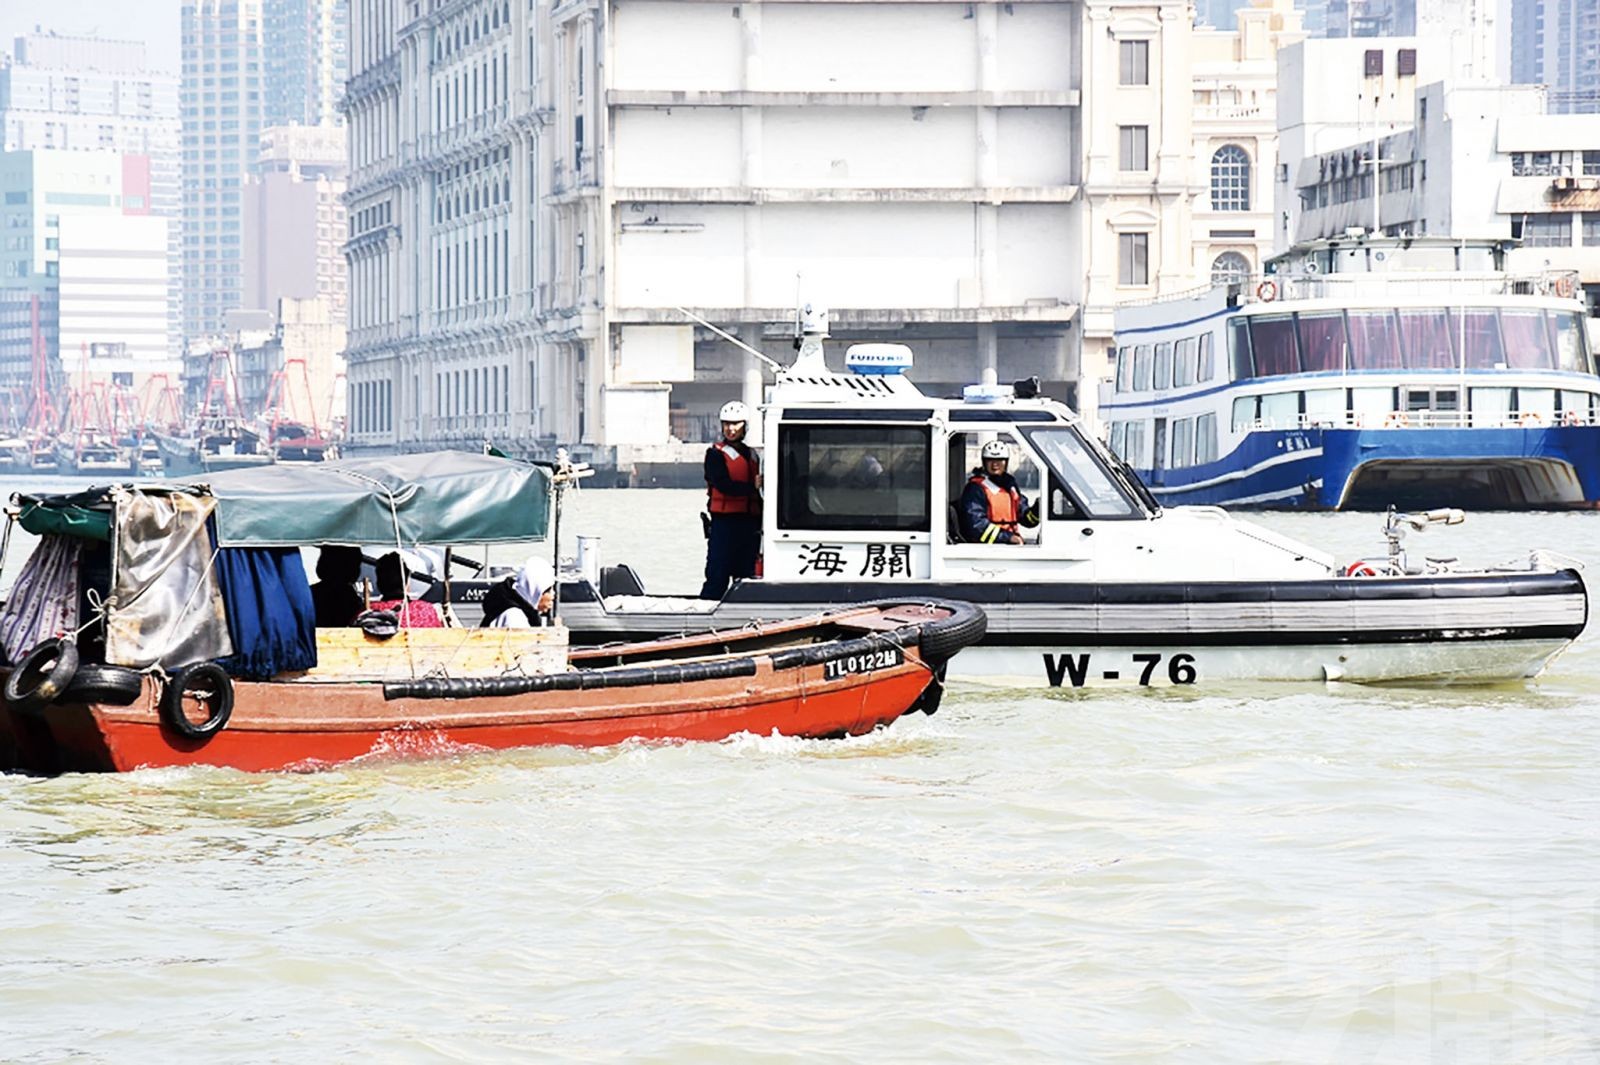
[1022,428,1141,518]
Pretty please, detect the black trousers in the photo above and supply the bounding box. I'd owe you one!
[700,514,761,600]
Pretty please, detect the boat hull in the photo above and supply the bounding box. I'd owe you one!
[1142,426,1600,510]
[555,570,1588,687]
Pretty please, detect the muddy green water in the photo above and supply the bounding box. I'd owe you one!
[2,485,1597,1061]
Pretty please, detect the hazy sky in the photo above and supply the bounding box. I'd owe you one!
[1,0,184,74]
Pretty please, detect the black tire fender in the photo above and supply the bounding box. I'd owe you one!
[159,663,234,740]
[916,601,988,662]
[4,638,80,715]
[61,663,146,707]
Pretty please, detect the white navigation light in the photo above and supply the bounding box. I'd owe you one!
[844,343,914,376]
[963,383,1012,404]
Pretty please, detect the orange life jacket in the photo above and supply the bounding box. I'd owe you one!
[970,474,1021,534]
[708,441,760,515]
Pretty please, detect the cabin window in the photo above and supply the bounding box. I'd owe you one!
[1133,345,1153,391]
[1470,387,1512,426]
[1297,312,1348,372]
[1554,312,1590,373]
[1195,413,1218,464]
[1347,310,1402,369]
[1115,346,1134,392]
[1227,317,1253,378]
[777,424,930,533]
[1452,309,1505,369]
[1395,309,1457,369]
[1198,333,1215,381]
[1259,392,1300,428]
[1351,387,1393,426]
[1304,388,1345,427]
[1109,421,1127,458]
[1123,420,1148,468]
[1500,310,1556,370]
[1249,315,1300,377]
[1153,342,1173,390]
[1560,391,1592,424]
[1174,337,1197,387]
[1023,428,1137,517]
[1231,395,1257,432]
[1518,387,1556,422]
[1170,418,1194,468]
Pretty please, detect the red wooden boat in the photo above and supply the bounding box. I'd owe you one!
[0,600,984,774]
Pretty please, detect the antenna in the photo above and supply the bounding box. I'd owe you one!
[673,307,784,373]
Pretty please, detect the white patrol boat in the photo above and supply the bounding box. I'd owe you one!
[553,307,1587,688]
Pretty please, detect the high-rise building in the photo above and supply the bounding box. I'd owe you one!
[0,150,173,390]
[182,0,350,340]
[0,32,182,362]
[242,123,347,324]
[1510,0,1600,114]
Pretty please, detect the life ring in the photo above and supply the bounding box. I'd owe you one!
[1519,411,1546,427]
[1256,280,1278,302]
[1554,276,1575,299]
[159,663,234,740]
[3,638,79,714]
[1344,560,1382,577]
[1383,411,1410,429]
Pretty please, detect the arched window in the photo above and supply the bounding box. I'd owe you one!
[1211,145,1251,211]
[1211,251,1252,284]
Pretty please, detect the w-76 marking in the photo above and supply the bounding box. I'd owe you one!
[1044,652,1197,687]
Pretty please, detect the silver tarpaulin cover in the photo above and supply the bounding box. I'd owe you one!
[106,489,233,669]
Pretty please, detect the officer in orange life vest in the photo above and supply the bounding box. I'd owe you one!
[699,400,763,599]
[959,440,1040,545]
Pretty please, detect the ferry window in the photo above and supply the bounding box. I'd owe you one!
[1259,392,1300,428]
[1560,391,1592,425]
[1351,387,1393,426]
[1227,317,1252,378]
[1153,342,1173,390]
[1231,395,1257,432]
[1023,429,1137,517]
[1518,387,1556,422]
[777,425,930,533]
[1297,312,1348,372]
[1304,388,1344,427]
[1396,308,1456,369]
[1501,310,1555,370]
[1133,345,1153,390]
[1198,333,1215,381]
[1249,315,1300,376]
[1451,308,1504,369]
[1115,347,1133,392]
[1174,337,1197,387]
[1109,421,1127,458]
[1347,310,1402,369]
[1123,420,1148,467]
[1195,413,1218,464]
[1554,312,1590,373]
[1470,386,1512,426]
[1170,417,1194,468]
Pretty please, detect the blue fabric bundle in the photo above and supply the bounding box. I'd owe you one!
[213,546,319,680]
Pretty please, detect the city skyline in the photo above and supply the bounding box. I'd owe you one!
[0,1,183,73]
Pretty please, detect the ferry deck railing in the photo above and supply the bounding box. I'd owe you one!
[1239,408,1597,432]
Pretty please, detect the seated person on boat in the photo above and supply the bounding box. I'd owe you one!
[310,545,363,627]
[481,556,555,628]
[368,551,445,629]
[959,440,1040,545]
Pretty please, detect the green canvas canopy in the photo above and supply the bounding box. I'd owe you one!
[194,450,551,547]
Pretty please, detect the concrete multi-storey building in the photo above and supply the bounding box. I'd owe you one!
[0,32,182,362]
[0,150,173,392]
[1510,0,1600,114]
[242,123,348,323]
[182,0,350,339]
[343,0,1316,466]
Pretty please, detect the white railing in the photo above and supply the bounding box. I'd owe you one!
[1237,408,1593,432]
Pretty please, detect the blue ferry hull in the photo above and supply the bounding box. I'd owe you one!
[1138,425,1600,510]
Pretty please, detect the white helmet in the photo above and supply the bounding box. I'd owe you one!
[981,440,1010,460]
[719,400,751,423]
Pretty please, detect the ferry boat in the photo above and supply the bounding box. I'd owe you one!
[1103,238,1600,510]
[543,305,1587,689]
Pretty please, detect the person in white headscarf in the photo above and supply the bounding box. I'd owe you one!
[483,555,555,627]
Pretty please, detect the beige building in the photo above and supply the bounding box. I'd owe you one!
[241,124,348,326]
[235,295,346,430]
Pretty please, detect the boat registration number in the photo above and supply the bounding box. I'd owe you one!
[823,647,905,680]
[1043,652,1198,688]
